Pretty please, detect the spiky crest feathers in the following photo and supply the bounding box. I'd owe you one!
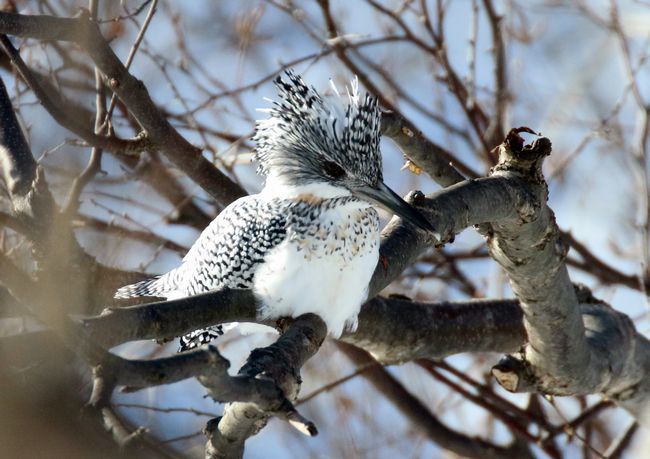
[253,70,382,188]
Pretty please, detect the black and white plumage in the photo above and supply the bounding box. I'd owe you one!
[115,70,433,352]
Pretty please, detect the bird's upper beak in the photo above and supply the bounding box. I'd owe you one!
[352,182,436,234]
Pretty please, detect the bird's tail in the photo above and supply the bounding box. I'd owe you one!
[114,274,177,299]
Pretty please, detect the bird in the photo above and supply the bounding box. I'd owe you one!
[115,70,434,351]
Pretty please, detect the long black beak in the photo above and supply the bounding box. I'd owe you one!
[352,182,436,234]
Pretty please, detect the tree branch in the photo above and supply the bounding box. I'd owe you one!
[0,10,246,207]
[342,296,524,363]
[205,314,326,458]
[482,129,650,424]
[63,31,106,217]
[380,110,475,185]
[0,34,150,156]
[85,290,525,361]
[482,0,508,145]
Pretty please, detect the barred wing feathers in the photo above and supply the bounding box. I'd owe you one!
[114,196,289,299]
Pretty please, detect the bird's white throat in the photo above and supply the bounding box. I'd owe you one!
[262,175,355,201]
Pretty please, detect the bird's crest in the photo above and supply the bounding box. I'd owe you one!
[253,70,382,187]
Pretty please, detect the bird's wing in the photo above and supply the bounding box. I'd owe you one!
[114,195,289,299]
[178,195,289,294]
[175,195,290,351]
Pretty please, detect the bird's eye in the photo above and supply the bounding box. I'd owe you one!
[322,161,345,179]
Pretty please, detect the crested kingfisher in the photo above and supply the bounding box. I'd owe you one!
[115,70,434,351]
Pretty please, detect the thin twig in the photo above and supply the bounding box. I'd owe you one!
[0,34,148,155]
[115,403,215,418]
[102,0,159,126]
[98,0,153,24]
[603,420,639,459]
[296,362,380,405]
[63,0,105,216]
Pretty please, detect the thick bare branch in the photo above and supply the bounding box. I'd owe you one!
[85,288,256,347]
[342,296,524,363]
[85,290,525,360]
[94,341,319,439]
[483,130,650,423]
[205,314,326,458]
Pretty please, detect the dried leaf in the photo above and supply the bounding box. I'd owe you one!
[401,159,422,175]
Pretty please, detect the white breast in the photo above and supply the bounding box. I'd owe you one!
[252,200,379,337]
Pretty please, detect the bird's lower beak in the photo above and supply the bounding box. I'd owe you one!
[352,182,436,234]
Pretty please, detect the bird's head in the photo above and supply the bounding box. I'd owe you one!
[254,70,433,232]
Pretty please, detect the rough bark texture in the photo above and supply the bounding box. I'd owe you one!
[87,290,526,363]
[485,132,650,422]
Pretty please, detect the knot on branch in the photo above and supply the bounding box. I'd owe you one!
[491,127,552,185]
[493,300,640,399]
[405,189,427,207]
[493,353,589,397]
[491,354,538,393]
